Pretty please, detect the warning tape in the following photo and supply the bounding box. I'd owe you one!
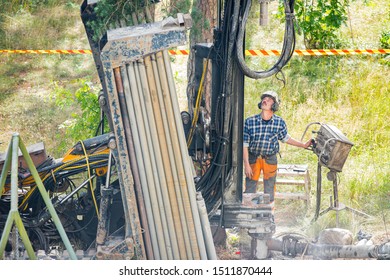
[0,50,92,54]
[168,49,390,56]
[245,49,390,56]
[0,49,389,56]
[168,50,190,55]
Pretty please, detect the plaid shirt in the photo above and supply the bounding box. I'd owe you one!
[243,114,290,156]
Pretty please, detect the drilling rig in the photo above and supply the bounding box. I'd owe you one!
[1,0,390,260]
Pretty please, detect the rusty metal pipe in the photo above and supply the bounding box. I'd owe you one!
[143,54,183,259]
[267,238,385,259]
[161,50,208,259]
[154,51,196,259]
[126,61,165,259]
[143,12,189,259]
[136,57,175,260]
[129,14,171,259]
[115,68,154,259]
[197,192,217,259]
[112,67,135,240]
[121,64,159,259]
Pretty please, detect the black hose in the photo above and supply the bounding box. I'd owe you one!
[196,0,242,210]
[236,0,296,79]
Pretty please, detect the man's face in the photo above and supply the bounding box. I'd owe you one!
[261,96,275,111]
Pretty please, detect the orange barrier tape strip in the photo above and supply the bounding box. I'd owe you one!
[171,49,390,56]
[1,49,389,55]
[168,49,190,55]
[245,49,390,56]
[0,50,92,54]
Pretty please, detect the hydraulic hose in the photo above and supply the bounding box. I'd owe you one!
[236,0,296,79]
[196,0,241,211]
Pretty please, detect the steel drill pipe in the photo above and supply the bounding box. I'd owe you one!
[97,9,214,259]
[100,65,147,258]
[114,67,154,259]
[136,56,177,260]
[162,50,209,259]
[127,61,167,259]
[121,64,159,259]
[135,57,171,260]
[155,50,201,259]
[143,34,193,259]
[149,52,192,259]
[267,238,390,259]
[197,192,218,259]
[111,19,154,258]
[143,53,184,259]
[134,9,191,259]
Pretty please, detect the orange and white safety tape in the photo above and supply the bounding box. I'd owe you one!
[0,49,389,56]
[168,49,390,56]
[0,49,92,54]
[245,49,390,56]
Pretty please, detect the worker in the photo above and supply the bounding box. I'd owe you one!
[243,90,312,212]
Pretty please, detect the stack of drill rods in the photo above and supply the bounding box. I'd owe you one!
[141,9,209,260]
[110,18,154,260]
[124,61,171,259]
[108,8,217,260]
[117,17,172,259]
[160,49,209,258]
[115,53,206,259]
[114,66,156,259]
[133,14,180,259]
[116,15,202,259]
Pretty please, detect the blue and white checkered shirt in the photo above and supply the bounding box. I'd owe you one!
[243,114,290,156]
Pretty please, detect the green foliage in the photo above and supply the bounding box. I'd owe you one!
[0,0,67,14]
[380,31,390,48]
[50,81,105,153]
[164,0,191,16]
[87,0,156,42]
[280,0,350,48]
[190,5,208,42]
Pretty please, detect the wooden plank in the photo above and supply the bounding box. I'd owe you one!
[277,164,309,176]
[258,179,305,185]
[256,163,311,205]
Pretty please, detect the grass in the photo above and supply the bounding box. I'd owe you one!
[0,1,97,156]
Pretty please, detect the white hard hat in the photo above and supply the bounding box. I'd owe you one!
[261,90,280,103]
[260,90,280,111]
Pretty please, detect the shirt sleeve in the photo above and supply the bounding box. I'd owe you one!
[278,119,290,143]
[243,118,250,147]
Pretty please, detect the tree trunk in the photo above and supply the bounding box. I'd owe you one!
[187,0,217,117]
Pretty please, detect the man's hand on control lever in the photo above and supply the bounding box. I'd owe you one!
[303,139,313,149]
[286,137,313,149]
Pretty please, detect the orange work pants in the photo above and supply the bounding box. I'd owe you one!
[245,155,277,203]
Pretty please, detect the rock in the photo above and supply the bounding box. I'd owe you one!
[318,228,353,245]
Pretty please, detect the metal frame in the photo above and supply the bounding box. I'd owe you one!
[0,134,77,260]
